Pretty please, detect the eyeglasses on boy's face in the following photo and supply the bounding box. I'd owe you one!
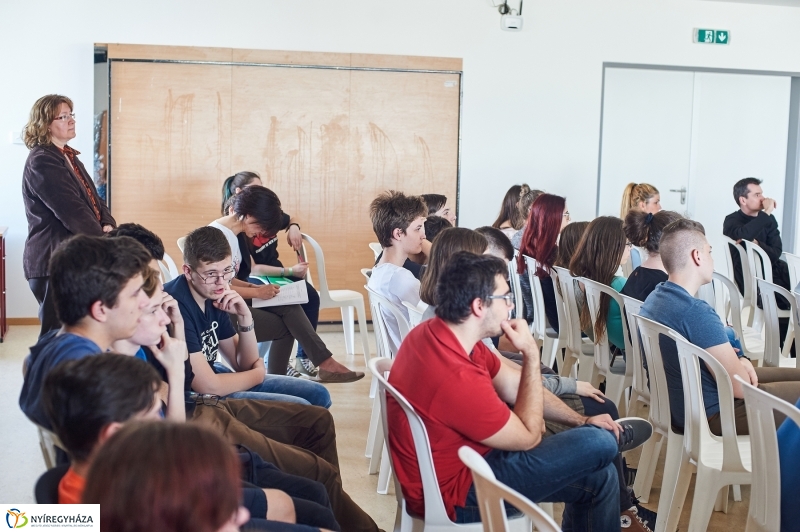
[191,266,235,285]
[487,293,515,307]
[185,392,220,406]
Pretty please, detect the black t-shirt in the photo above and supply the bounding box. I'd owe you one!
[620,267,668,302]
[250,213,292,268]
[139,346,195,392]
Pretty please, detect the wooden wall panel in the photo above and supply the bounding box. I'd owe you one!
[110,62,232,262]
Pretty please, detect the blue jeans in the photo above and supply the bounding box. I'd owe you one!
[454,425,619,532]
[214,363,332,408]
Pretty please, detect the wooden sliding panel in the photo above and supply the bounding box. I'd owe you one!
[110,62,232,262]
[230,65,352,320]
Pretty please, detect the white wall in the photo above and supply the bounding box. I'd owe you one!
[3,0,800,317]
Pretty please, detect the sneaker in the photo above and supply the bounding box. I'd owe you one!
[295,357,319,378]
[617,417,653,453]
[318,368,365,383]
[630,500,657,531]
[286,364,302,378]
[621,509,652,532]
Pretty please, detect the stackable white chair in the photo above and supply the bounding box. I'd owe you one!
[459,446,556,532]
[370,242,383,261]
[159,251,180,282]
[723,235,755,326]
[784,252,800,290]
[523,256,563,369]
[736,375,800,532]
[300,234,371,364]
[756,278,797,368]
[369,358,530,532]
[742,240,791,331]
[548,269,572,377]
[364,285,411,494]
[709,272,764,365]
[620,295,649,419]
[552,266,593,379]
[508,255,525,321]
[579,277,633,416]
[403,300,429,328]
[673,333,751,532]
[177,236,187,254]
[36,425,66,470]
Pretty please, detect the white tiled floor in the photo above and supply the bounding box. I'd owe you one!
[0,325,749,531]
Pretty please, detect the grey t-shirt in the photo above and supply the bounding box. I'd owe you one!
[639,281,729,429]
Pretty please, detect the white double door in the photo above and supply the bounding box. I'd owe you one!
[598,67,791,270]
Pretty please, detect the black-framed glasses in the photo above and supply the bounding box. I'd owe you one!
[192,266,235,285]
[487,293,515,307]
[563,211,571,221]
[185,392,220,406]
[53,113,76,122]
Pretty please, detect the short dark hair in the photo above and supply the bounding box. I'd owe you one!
[183,226,231,269]
[733,177,762,207]
[232,185,284,236]
[421,194,447,215]
[107,223,165,260]
[41,354,161,462]
[424,215,452,243]
[49,235,152,326]
[475,226,514,261]
[370,191,428,248]
[435,252,508,324]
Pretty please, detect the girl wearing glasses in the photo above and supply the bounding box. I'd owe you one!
[22,95,116,340]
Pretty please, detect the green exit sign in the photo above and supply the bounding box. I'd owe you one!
[694,28,730,45]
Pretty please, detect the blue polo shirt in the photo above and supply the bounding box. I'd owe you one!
[163,275,236,368]
[19,331,102,428]
[639,281,729,429]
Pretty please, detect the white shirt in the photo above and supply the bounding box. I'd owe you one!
[208,221,243,273]
[367,262,421,353]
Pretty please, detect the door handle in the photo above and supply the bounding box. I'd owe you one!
[669,187,687,205]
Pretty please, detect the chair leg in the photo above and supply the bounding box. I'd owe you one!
[656,432,692,532]
[340,306,355,356]
[377,445,392,494]
[687,466,721,532]
[732,484,742,502]
[577,353,595,382]
[560,350,577,377]
[366,394,381,458]
[714,485,729,513]
[543,335,558,369]
[355,299,371,367]
[368,426,384,475]
[633,432,662,503]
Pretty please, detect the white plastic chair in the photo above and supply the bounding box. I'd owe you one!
[709,272,765,365]
[620,294,649,420]
[672,332,752,532]
[578,277,633,416]
[364,285,411,494]
[508,255,525,321]
[177,236,186,254]
[370,242,383,261]
[548,269,572,377]
[403,300,429,328]
[551,267,593,379]
[631,315,687,522]
[158,252,180,283]
[743,240,791,330]
[37,425,65,470]
[755,278,797,368]
[369,357,530,532]
[736,375,800,532]
[458,446,558,532]
[784,252,800,290]
[300,233,371,364]
[523,256,562,370]
[723,235,755,326]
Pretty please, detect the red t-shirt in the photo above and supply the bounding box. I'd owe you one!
[58,467,85,504]
[386,317,511,520]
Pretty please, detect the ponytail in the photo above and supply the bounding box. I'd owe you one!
[220,171,262,215]
[220,176,236,214]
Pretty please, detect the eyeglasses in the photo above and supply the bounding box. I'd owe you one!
[192,267,235,285]
[487,293,515,307]
[53,113,76,122]
[563,211,571,221]
[185,392,220,406]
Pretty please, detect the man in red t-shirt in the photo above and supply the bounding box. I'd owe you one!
[387,252,652,531]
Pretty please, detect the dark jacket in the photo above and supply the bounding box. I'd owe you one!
[22,144,115,279]
[722,209,789,293]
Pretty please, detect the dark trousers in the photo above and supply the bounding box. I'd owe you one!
[708,367,800,436]
[294,278,320,360]
[28,277,60,339]
[190,399,377,532]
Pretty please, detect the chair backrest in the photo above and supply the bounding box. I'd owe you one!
[403,301,429,328]
[633,314,680,436]
[365,285,411,357]
[552,266,584,358]
[736,375,800,532]
[579,277,632,375]
[756,278,797,368]
[784,252,800,290]
[369,242,383,261]
[369,357,454,526]
[549,268,568,337]
[671,333,748,472]
[523,256,549,339]
[508,253,524,321]
[723,235,752,302]
[176,236,186,254]
[162,251,179,277]
[620,294,649,402]
[37,425,66,470]
[711,271,746,338]
[744,240,774,284]
[301,233,332,298]
[34,463,69,504]
[361,268,372,282]
[458,446,560,532]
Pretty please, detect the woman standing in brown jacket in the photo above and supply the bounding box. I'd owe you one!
[22,94,116,338]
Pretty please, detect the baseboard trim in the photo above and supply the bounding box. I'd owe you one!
[8,318,41,325]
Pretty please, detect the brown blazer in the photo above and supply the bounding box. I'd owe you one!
[22,144,116,279]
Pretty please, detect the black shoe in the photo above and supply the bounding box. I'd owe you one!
[617,417,653,452]
[630,497,658,531]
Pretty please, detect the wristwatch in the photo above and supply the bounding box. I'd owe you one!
[238,321,255,333]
